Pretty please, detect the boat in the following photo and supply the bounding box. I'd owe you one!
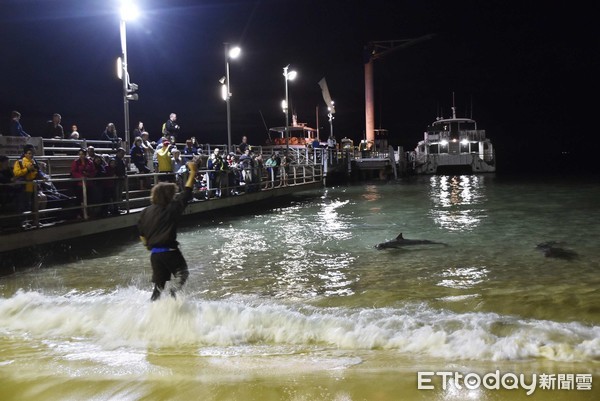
[266,122,319,147]
[410,106,496,174]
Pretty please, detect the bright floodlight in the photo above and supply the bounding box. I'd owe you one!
[281,100,287,111]
[221,84,228,101]
[116,57,123,79]
[120,0,139,21]
[228,46,241,59]
[286,70,297,81]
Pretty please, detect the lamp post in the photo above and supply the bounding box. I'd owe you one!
[328,101,335,138]
[282,65,297,151]
[119,0,139,151]
[223,43,241,153]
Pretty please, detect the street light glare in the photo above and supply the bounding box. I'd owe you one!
[116,57,123,79]
[287,70,297,81]
[120,1,139,21]
[228,46,241,59]
[221,84,228,101]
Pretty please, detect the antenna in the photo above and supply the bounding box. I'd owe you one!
[451,92,456,119]
[259,110,271,142]
[470,95,473,119]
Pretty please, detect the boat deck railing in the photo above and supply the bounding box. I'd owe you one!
[424,130,487,142]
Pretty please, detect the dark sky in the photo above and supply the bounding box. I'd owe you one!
[1,0,597,167]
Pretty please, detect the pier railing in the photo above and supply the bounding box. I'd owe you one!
[0,163,322,232]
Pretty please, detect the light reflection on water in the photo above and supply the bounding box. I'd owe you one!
[1,175,599,401]
[436,266,490,289]
[429,175,487,231]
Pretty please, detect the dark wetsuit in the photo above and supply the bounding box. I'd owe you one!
[138,187,192,300]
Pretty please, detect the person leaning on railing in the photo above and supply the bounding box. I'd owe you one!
[12,145,39,214]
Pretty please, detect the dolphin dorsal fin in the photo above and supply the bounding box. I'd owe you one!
[396,233,404,240]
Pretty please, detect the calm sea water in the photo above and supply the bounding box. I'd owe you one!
[1,174,598,401]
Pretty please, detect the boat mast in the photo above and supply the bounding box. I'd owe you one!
[451,92,457,119]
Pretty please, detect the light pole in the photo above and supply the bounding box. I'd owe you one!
[282,65,297,151]
[328,101,335,138]
[119,0,139,151]
[223,43,241,153]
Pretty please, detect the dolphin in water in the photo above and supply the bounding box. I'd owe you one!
[536,241,579,261]
[375,233,447,250]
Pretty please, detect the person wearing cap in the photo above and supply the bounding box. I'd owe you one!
[138,160,198,301]
[156,139,175,182]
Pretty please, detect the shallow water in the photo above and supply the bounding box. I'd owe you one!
[1,174,598,400]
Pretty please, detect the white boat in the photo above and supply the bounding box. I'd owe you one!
[411,106,496,174]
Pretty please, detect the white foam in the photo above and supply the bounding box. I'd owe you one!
[0,289,598,362]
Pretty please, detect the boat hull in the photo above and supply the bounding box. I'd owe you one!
[413,153,496,174]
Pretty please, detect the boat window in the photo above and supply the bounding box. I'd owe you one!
[471,142,479,153]
[460,142,470,153]
[429,144,439,154]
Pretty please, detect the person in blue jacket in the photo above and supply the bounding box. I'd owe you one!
[9,111,30,137]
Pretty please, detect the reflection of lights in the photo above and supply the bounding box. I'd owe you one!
[361,185,381,201]
[429,175,486,231]
[461,139,469,145]
[440,140,449,146]
[437,266,489,289]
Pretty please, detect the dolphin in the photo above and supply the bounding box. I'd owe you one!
[536,241,579,261]
[375,233,447,250]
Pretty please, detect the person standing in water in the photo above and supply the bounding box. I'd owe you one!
[138,160,198,301]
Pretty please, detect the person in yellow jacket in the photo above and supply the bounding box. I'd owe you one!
[13,145,39,213]
[156,139,175,182]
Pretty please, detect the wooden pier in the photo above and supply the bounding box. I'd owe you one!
[1,137,407,256]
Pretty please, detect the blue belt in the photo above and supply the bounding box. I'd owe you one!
[151,247,176,254]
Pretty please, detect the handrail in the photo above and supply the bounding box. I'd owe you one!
[0,163,323,231]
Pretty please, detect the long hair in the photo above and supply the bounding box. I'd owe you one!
[150,182,178,207]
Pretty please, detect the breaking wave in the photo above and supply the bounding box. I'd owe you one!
[0,288,598,362]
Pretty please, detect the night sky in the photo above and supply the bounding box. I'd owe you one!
[1,0,597,172]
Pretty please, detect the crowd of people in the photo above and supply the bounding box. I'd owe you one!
[6,110,186,143]
[1,123,312,230]
[2,110,342,231]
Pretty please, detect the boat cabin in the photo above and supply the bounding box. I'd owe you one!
[268,124,318,146]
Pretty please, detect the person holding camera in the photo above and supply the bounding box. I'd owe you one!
[13,145,40,214]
